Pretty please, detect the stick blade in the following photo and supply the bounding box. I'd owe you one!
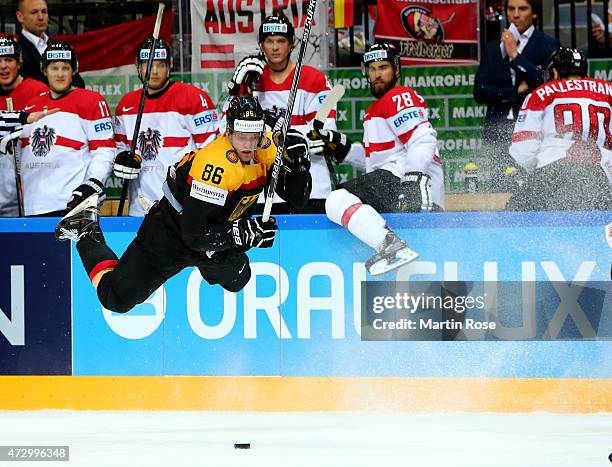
[314,84,345,124]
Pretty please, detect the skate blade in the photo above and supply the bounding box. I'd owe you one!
[367,248,419,275]
[62,193,99,219]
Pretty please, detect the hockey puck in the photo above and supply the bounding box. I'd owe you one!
[234,443,250,449]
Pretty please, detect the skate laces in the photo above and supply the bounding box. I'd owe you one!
[55,205,99,242]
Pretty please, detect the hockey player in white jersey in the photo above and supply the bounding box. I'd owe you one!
[0,106,58,216]
[113,37,220,216]
[0,35,48,217]
[226,15,344,213]
[324,43,444,275]
[19,42,115,216]
[507,47,612,211]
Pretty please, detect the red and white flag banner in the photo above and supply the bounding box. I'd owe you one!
[190,0,327,72]
[374,0,479,66]
[58,11,173,73]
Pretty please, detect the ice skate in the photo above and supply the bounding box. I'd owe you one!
[55,194,100,242]
[366,231,419,275]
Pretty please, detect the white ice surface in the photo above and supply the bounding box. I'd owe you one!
[0,411,610,467]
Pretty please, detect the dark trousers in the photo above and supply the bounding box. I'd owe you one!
[341,169,442,213]
[77,199,250,313]
[506,161,612,211]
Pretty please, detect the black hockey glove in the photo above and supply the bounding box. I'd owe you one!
[306,130,325,156]
[274,129,311,173]
[113,151,142,180]
[263,106,286,132]
[397,172,433,212]
[227,55,266,96]
[230,216,278,249]
[308,127,352,163]
[67,178,105,211]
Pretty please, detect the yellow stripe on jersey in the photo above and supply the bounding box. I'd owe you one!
[176,150,197,170]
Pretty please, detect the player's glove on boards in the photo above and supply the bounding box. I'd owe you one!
[230,216,278,249]
[67,177,105,210]
[398,172,433,212]
[113,151,142,180]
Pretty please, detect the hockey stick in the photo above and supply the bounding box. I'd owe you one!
[262,0,318,222]
[0,129,22,153]
[6,98,24,217]
[117,2,165,216]
[249,55,265,98]
[312,84,345,189]
[251,75,260,98]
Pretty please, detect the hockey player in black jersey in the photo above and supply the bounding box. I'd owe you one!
[55,96,311,313]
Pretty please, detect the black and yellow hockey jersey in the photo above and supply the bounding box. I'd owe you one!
[163,132,311,252]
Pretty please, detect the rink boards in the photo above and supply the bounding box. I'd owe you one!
[0,211,611,411]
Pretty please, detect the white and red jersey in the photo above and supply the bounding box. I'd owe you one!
[0,79,48,216]
[361,85,444,208]
[19,88,115,216]
[257,65,335,200]
[0,78,48,111]
[510,78,612,183]
[222,65,336,201]
[115,81,220,216]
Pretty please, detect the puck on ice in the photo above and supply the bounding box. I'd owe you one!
[234,443,250,449]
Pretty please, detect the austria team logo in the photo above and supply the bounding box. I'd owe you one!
[401,7,455,42]
[31,125,56,157]
[138,128,163,160]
